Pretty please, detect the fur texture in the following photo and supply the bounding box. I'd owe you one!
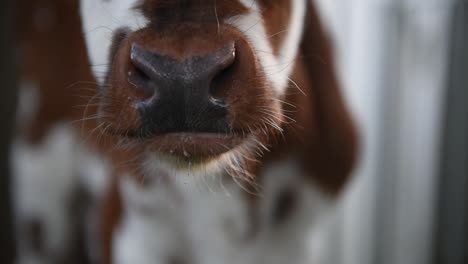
[13,1,358,263]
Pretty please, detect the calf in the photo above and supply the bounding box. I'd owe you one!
[80,0,358,263]
[11,0,358,263]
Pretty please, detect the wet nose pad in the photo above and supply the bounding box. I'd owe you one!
[127,42,236,133]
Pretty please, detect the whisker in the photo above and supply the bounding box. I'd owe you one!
[287,77,306,96]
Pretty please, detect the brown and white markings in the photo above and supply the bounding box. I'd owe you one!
[14,0,358,263]
[79,0,358,263]
[12,0,112,263]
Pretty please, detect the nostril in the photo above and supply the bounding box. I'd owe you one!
[209,62,235,102]
[129,65,149,82]
[130,43,161,79]
[128,44,158,100]
[208,43,237,102]
[208,43,236,79]
[128,67,154,100]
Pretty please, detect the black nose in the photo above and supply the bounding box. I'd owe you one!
[128,43,236,135]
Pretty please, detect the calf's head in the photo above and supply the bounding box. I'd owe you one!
[81,0,357,190]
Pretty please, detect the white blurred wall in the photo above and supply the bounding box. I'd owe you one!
[313,0,456,263]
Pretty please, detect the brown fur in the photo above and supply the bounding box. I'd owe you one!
[257,0,292,54]
[253,1,359,196]
[294,0,358,193]
[16,0,95,144]
[137,0,248,27]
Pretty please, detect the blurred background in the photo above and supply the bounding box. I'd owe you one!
[312,0,468,264]
[1,0,467,264]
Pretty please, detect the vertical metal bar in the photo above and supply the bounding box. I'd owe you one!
[372,4,404,264]
[0,0,17,262]
[434,2,468,264]
[391,2,453,263]
[339,1,401,263]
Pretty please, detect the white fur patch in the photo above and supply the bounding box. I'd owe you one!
[12,124,113,264]
[16,79,40,130]
[255,158,332,264]
[12,114,112,263]
[228,0,306,95]
[114,156,330,264]
[113,175,188,264]
[12,124,78,264]
[80,0,149,83]
[76,144,112,199]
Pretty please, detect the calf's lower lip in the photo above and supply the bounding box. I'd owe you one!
[147,132,244,159]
